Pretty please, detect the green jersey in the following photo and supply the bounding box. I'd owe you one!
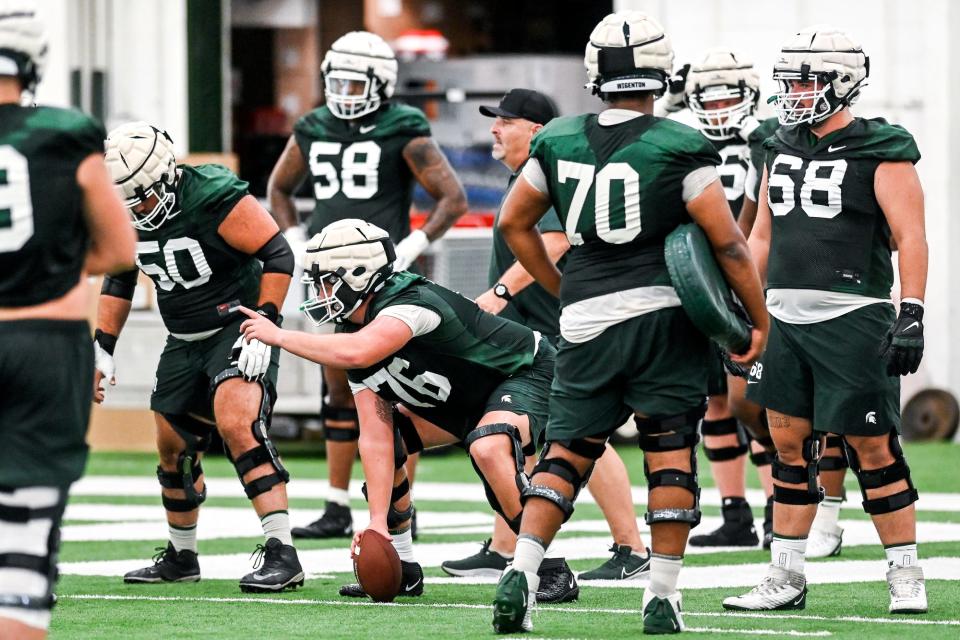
[713,137,750,218]
[131,164,260,334]
[293,103,431,243]
[489,172,564,338]
[347,272,539,431]
[0,105,105,307]
[747,117,781,202]
[527,112,720,306]
[764,117,920,298]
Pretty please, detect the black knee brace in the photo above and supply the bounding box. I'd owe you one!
[159,413,213,512]
[394,408,424,456]
[361,478,415,529]
[521,442,595,523]
[464,423,529,534]
[220,379,290,499]
[636,408,703,526]
[321,397,360,441]
[0,487,66,612]
[772,435,823,505]
[701,417,749,461]
[321,399,359,424]
[819,435,849,471]
[844,432,918,515]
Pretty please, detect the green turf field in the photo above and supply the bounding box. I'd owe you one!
[48,442,959,639]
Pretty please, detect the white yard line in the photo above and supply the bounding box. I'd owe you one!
[58,594,960,628]
[70,476,960,513]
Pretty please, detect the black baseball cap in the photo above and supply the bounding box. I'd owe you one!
[479,89,558,125]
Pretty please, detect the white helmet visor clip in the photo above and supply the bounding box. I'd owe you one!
[688,83,756,141]
[324,69,379,120]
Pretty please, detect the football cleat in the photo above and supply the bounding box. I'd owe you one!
[887,565,927,614]
[441,539,510,578]
[806,524,843,558]
[578,544,651,581]
[689,500,759,547]
[536,557,579,603]
[722,566,807,611]
[291,502,353,539]
[339,560,424,598]
[492,568,533,633]
[123,542,200,583]
[239,538,304,593]
[642,589,685,634]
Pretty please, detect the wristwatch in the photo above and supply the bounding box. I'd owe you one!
[493,283,513,301]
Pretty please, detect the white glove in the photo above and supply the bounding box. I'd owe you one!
[233,335,271,382]
[393,229,430,272]
[733,114,761,142]
[93,340,116,384]
[283,225,309,268]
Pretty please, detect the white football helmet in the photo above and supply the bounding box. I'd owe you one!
[104,122,179,231]
[321,31,398,120]
[300,219,396,325]
[772,26,869,126]
[685,49,759,141]
[584,11,673,98]
[0,1,47,96]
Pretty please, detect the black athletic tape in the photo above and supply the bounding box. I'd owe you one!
[93,328,118,356]
[255,231,295,275]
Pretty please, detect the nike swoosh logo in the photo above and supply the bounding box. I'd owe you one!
[404,578,422,591]
[251,572,281,581]
[827,144,846,153]
[903,321,920,331]
[568,577,576,589]
[621,566,644,578]
[360,124,377,134]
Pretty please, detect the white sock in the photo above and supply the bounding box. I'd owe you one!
[885,543,918,569]
[771,535,807,574]
[391,527,416,562]
[649,553,683,597]
[169,523,197,553]
[261,510,292,546]
[512,534,545,595]
[812,495,842,531]
[328,487,350,506]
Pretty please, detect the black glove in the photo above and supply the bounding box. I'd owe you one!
[879,301,924,376]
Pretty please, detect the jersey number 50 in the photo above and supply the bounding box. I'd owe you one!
[309,141,381,200]
[0,146,34,253]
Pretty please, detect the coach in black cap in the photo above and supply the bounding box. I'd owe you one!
[478,88,558,127]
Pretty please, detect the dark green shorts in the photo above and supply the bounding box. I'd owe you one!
[745,303,899,435]
[482,337,555,447]
[706,344,728,397]
[0,320,93,487]
[547,308,710,441]
[150,317,280,419]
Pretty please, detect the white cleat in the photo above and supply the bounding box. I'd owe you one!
[806,525,843,558]
[722,566,807,611]
[887,565,927,614]
[642,589,685,634]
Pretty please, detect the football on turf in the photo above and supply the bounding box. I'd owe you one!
[352,529,402,602]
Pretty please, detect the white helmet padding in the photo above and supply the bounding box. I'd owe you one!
[584,11,673,98]
[104,121,179,231]
[321,31,398,120]
[0,1,47,96]
[300,219,397,325]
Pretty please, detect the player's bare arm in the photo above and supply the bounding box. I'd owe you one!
[746,167,772,287]
[737,194,759,240]
[498,175,559,296]
[239,308,413,369]
[476,231,568,314]
[686,179,768,363]
[351,389,397,548]
[78,153,137,276]
[93,281,136,402]
[876,161,927,301]
[266,136,309,231]
[401,137,468,240]
[218,194,293,312]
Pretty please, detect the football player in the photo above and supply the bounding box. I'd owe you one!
[0,3,136,637]
[268,31,467,540]
[93,122,303,593]
[723,26,928,614]
[667,50,778,550]
[492,11,768,634]
[237,219,573,600]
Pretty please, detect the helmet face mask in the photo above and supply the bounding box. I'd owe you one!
[323,69,379,120]
[300,268,361,325]
[687,85,757,140]
[125,180,178,232]
[772,71,839,126]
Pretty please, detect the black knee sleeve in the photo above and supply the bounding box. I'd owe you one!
[465,423,529,532]
[772,435,823,505]
[702,417,749,462]
[844,432,918,515]
[224,382,290,499]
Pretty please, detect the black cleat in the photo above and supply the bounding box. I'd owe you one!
[239,538,304,593]
[689,498,759,547]
[536,557,579,603]
[339,560,424,598]
[291,502,353,539]
[578,544,651,581]
[123,542,200,583]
